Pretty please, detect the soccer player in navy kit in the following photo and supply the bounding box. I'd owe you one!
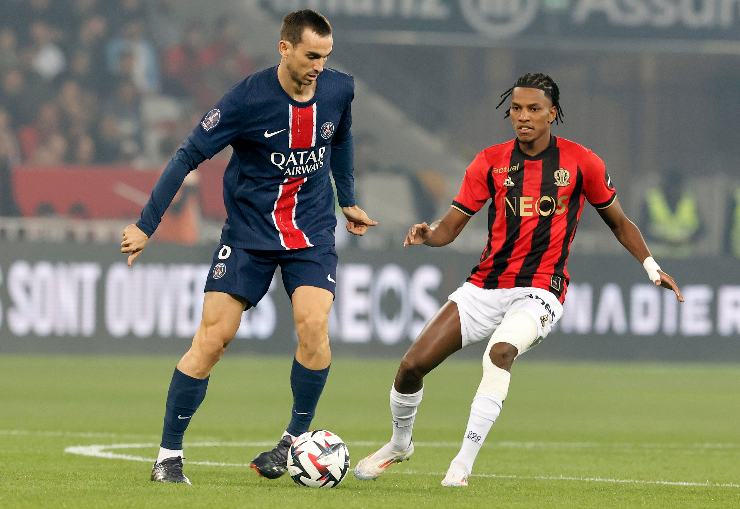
[354,73,683,487]
[120,10,376,484]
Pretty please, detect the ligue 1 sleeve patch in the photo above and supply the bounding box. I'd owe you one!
[201,108,221,132]
[320,121,335,140]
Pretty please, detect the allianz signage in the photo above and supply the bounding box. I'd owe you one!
[261,0,740,41]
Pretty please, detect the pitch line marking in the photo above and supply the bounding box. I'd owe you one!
[63,441,740,490]
[0,429,220,440]
[4,430,738,451]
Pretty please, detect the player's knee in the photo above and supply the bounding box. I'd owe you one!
[195,322,231,359]
[296,335,329,359]
[294,314,329,352]
[397,355,427,385]
[294,312,328,337]
[488,342,517,371]
[478,354,511,402]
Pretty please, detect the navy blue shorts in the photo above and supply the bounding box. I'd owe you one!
[204,243,338,307]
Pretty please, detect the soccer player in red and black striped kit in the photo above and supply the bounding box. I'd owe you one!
[355,73,684,487]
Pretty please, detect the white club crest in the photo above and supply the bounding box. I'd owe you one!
[320,122,335,140]
[504,176,515,187]
[212,262,226,279]
[554,168,570,187]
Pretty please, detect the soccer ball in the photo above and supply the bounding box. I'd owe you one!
[286,430,350,488]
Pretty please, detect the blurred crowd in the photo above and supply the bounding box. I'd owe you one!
[0,0,254,167]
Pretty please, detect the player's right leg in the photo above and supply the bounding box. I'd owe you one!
[152,244,274,484]
[354,300,464,480]
[151,291,245,484]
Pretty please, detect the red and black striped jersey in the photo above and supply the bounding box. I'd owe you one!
[451,136,616,303]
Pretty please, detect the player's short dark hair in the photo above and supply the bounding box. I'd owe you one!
[497,73,565,124]
[280,9,332,45]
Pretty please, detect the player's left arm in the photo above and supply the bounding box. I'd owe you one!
[597,195,683,302]
[583,150,682,301]
[330,82,377,236]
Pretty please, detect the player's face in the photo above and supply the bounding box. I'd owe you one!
[280,29,333,86]
[508,87,557,145]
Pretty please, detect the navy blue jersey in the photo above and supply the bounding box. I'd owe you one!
[190,66,355,250]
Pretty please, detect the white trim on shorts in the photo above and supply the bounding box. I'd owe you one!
[448,282,564,354]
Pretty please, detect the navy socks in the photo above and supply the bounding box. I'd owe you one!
[286,358,330,436]
[159,360,327,447]
[160,368,209,450]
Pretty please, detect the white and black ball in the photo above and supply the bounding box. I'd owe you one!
[286,430,350,488]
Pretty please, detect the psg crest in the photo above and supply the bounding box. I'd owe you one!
[201,108,221,132]
[320,122,335,140]
[212,262,226,279]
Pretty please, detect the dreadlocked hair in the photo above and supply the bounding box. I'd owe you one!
[496,73,565,125]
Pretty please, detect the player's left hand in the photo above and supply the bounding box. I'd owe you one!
[656,270,684,302]
[341,205,378,236]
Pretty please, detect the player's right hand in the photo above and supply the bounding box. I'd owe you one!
[120,224,149,266]
[403,222,432,247]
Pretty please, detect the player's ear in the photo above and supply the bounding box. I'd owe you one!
[278,39,290,58]
[549,105,557,124]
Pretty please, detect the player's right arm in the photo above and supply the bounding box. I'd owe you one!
[404,207,470,247]
[120,139,206,266]
[405,151,489,248]
[121,82,247,265]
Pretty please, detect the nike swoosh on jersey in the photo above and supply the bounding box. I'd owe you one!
[264,129,286,138]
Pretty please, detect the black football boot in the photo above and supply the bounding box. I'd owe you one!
[151,456,191,485]
[249,435,292,479]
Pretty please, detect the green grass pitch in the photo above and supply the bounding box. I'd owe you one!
[1,355,738,508]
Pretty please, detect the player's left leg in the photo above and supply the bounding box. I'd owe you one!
[441,324,523,487]
[250,286,333,479]
[289,285,334,429]
[442,288,563,487]
[250,245,337,479]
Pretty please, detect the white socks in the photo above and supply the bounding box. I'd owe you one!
[389,386,423,450]
[449,394,502,474]
[157,447,183,463]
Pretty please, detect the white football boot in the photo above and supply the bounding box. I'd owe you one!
[440,461,469,487]
[354,440,414,480]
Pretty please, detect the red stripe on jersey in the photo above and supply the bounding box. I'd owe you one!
[289,104,316,149]
[494,159,545,289]
[528,149,581,299]
[272,177,313,249]
[467,143,516,284]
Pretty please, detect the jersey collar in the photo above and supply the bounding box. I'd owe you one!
[273,65,321,107]
[514,135,557,160]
